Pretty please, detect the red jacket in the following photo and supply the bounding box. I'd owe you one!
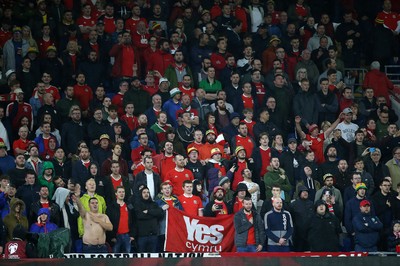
[362,69,394,107]
[109,43,140,78]
[146,50,173,76]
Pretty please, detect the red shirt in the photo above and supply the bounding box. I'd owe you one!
[103,16,116,34]
[210,52,226,71]
[73,84,93,111]
[112,93,124,116]
[233,197,244,213]
[376,11,400,31]
[165,168,194,196]
[142,85,158,96]
[76,16,96,39]
[117,203,130,234]
[111,176,123,191]
[121,114,138,131]
[259,147,271,177]
[131,146,156,164]
[121,45,135,77]
[234,135,255,159]
[0,28,11,48]
[232,160,248,191]
[241,119,256,138]
[253,82,265,107]
[178,194,202,216]
[306,133,325,164]
[125,17,147,33]
[246,212,256,245]
[160,156,175,181]
[241,94,254,110]
[178,86,196,101]
[37,38,56,58]
[13,138,30,153]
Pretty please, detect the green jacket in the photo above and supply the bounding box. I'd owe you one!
[38,161,55,198]
[264,166,292,203]
[164,64,193,89]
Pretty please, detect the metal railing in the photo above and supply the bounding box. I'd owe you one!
[385,65,400,84]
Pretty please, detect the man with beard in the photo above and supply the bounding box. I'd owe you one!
[318,145,338,180]
[333,159,350,194]
[185,147,205,183]
[289,186,314,251]
[30,185,61,226]
[231,122,256,159]
[176,111,196,148]
[24,144,42,176]
[198,129,224,161]
[109,31,138,82]
[234,196,264,253]
[164,154,194,196]
[204,186,231,217]
[72,146,92,188]
[165,50,193,89]
[153,141,176,181]
[214,98,232,130]
[315,173,344,212]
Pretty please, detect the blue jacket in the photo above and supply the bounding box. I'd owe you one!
[29,208,58,234]
[264,209,294,246]
[352,212,382,249]
[345,197,375,234]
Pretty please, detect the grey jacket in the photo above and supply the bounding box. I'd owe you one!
[234,208,265,247]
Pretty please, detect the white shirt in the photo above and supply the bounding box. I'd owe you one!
[146,172,155,200]
[336,121,359,143]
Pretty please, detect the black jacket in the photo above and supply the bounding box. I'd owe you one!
[307,212,342,251]
[133,197,163,237]
[30,200,61,227]
[133,171,162,198]
[106,201,136,241]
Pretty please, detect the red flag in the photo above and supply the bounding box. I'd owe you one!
[165,207,235,252]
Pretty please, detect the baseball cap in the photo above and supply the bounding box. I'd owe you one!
[360,199,371,207]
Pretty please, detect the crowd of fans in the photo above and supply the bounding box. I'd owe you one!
[0,0,400,257]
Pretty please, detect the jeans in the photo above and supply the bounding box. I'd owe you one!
[268,245,290,252]
[236,245,257,252]
[82,243,108,253]
[137,235,158,252]
[113,233,131,253]
[355,245,377,252]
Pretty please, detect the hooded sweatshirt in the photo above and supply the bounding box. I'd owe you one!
[29,207,58,234]
[3,198,29,241]
[38,161,56,197]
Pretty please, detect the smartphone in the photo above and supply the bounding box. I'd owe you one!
[369,147,376,153]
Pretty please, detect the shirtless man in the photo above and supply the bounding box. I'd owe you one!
[74,195,113,253]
